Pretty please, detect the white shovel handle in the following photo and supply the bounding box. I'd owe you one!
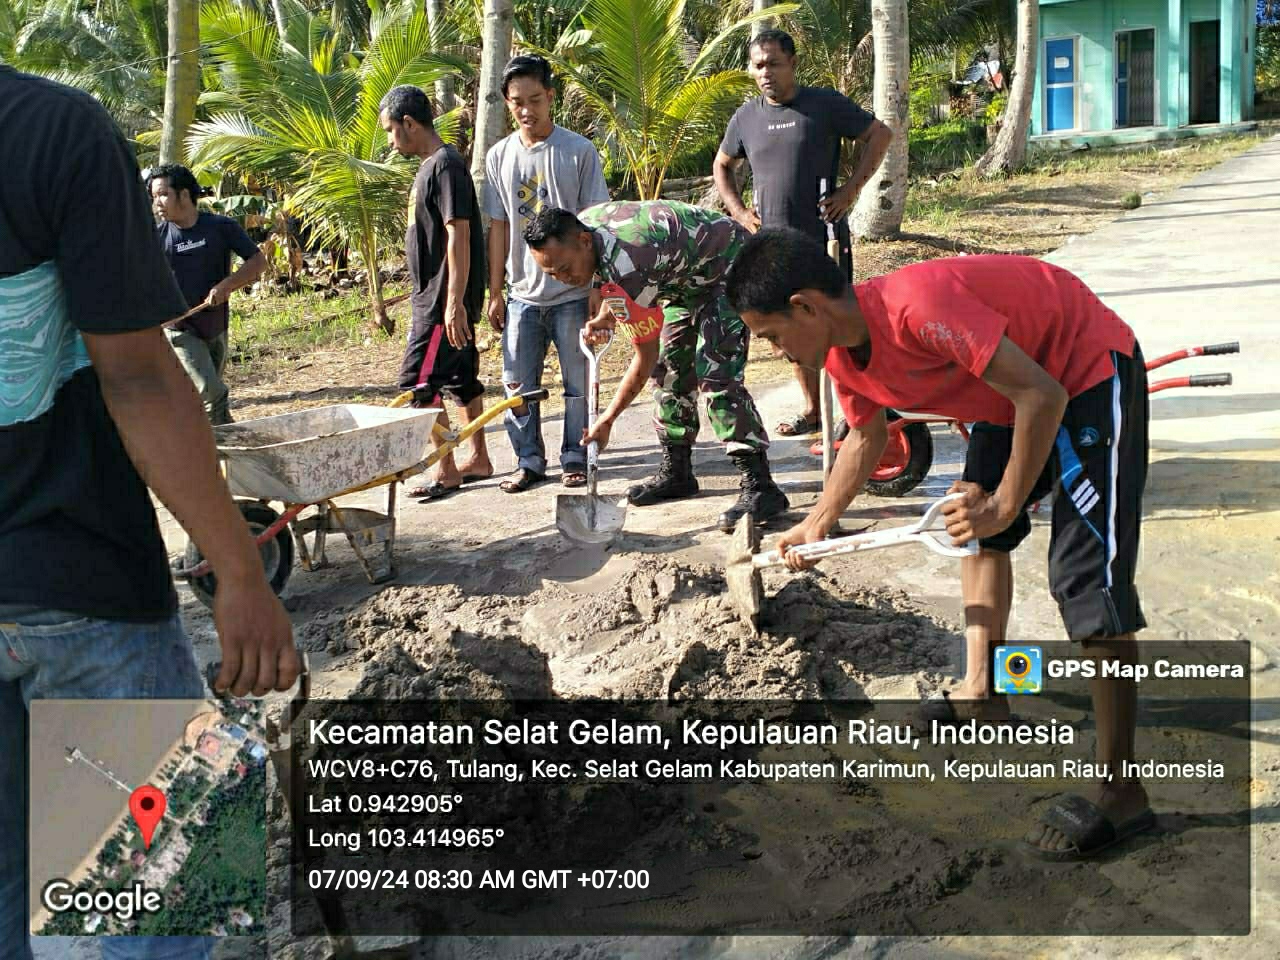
[753,493,977,568]
[580,328,613,494]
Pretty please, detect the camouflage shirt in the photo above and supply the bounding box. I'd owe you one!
[579,200,748,314]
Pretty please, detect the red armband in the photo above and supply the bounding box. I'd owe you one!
[600,282,664,344]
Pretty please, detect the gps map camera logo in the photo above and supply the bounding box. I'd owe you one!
[994,646,1043,694]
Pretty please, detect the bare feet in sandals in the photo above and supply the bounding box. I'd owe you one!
[500,467,546,493]
[561,470,587,488]
[776,411,821,436]
[1022,782,1153,860]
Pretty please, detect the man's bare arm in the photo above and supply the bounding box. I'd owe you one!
[487,218,509,332]
[443,218,472,348]
[943,337,1068,543]
[84,326,299,696]
[713,151,759,231]
[776,409,889,570]
[208,250,267,306]
[820,120,894,222]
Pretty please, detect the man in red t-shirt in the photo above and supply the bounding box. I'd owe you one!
[726,229,1154,862]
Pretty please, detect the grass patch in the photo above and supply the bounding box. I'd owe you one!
[909,119,988,178]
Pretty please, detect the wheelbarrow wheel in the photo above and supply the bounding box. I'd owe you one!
[864,413,934,498]
[184,501,294,609]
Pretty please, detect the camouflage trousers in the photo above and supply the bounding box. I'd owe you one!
[650,291,769,455]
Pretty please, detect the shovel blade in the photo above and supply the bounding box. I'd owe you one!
[556,493,627,544]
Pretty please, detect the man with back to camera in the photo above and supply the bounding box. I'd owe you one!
[725,228,1154,861]
[380,84,493,499]
[0,65,300,960]
[714,28,892,439]
[148,162,267,426]
[484,54,611,493]
[524,202,789,532]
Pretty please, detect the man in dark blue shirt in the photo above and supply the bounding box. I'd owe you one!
[714,29,892,439]
[149,163,266,425]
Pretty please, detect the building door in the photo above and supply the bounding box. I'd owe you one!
[1116,29,1156,127]
[1190,20,1221,124]
[1045,37,1078,132]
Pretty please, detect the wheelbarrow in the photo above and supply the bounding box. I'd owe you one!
[175,390,548,608]
[810,341,1240,497]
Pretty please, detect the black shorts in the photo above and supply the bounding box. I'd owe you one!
[962,345,1149,642]
[398,313,484,406]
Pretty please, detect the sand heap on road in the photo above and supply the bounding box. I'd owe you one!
[305,553,957,701]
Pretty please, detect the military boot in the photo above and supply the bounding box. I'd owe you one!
[627,442,699,506]
[717,450,789,531]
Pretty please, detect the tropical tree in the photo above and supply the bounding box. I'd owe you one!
[975,0,1035,177]
[160,0,201,163]
[470,0,514,216]
[852,0,908,239]
[3,0,170,139]
[539,0,789,199]
[188,0,469,333]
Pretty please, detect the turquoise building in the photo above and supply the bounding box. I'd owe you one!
[1030,0,1258,146]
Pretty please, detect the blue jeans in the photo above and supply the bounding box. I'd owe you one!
[0,607,213,960]
[502,298,589,476]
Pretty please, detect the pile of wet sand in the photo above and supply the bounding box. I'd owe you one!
[302,554,958,702]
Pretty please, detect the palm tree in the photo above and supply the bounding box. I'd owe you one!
[188,0,469,334]
[4,0,170,140]
[160,0,201,163]
[470,0,514,216]
[975,0,1035,177]
[851,0,908,239]
[538,0,788,199]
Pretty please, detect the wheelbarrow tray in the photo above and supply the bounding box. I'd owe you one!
[212,404,441,504]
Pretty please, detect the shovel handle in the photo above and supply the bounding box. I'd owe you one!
[580,329,612,485]
[754,493,977,567]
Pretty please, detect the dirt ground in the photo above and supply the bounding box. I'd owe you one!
[94,134,1276,960]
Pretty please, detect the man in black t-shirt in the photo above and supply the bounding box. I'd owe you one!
[0,66,299,959]
[380,85,492,500]
[149,163,266,425]
[714,29,893,438]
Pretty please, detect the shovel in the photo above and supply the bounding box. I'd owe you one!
[727,492,978,629]
[556,328,627,544]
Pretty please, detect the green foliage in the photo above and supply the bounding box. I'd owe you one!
[1259,25,1280,95]
[189,0,468,330]
[135,764,268,936]
[535,0,789,198]
[0,0,168,140]
[166,768,210,819]
[909,117,986,176]
[983,90,1008,125]
[1120,191,1142,210]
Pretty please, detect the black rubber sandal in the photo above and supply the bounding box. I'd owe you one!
[499,468,546,493]
[1022,793,1156,862]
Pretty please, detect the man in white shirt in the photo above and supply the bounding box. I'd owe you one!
[484,55,610,493]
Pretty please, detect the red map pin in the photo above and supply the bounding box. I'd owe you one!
[129,785,167,850]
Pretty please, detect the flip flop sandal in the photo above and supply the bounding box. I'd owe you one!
[918,690,960,726]
[776,412,822,436]
[1022,793,1157,862]
[499,468,546,493]
[412,481,459,501]
[561,472,587,488]
[917,690,1023,730]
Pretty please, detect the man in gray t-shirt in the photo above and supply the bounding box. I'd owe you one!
[484,55,610,493]
[714,29,892,439]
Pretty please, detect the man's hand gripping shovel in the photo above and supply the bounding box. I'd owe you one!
[727,493,978,630]
[555,326,627,545]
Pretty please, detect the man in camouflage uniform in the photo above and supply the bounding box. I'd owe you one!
[524,200,789,531]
